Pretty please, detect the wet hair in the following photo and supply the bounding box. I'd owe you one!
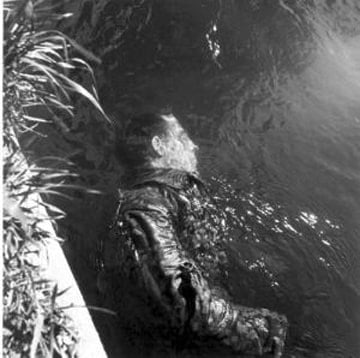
[115,112,171,169]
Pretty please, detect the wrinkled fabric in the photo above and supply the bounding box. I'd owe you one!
[100,168,287,356]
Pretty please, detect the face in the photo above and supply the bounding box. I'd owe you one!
[159,114,199,173]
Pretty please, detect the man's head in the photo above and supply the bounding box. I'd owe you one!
[116,112,199,173]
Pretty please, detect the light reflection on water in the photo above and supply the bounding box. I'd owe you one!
[27,1,360,356]
[86,1,360,356]
[203,158,359,357]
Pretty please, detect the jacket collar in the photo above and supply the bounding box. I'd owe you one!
[123,167,205,191]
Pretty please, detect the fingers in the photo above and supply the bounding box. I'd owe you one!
[263,314,287,356]
[256,335,264,356]
[263,319,280,353]
[273,337,284,358]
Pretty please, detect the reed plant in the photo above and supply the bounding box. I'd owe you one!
[3,0,108,356]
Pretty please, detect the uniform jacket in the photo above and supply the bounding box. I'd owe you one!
[100,168,287,357]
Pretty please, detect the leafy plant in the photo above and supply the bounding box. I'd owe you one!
[3,0,109,356]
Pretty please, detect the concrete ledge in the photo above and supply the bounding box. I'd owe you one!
[22,185,108,357]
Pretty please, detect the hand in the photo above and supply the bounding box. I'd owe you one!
[263,311,288,357]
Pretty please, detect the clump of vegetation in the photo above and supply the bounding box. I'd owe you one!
[3,152,78,357]
[3,0,108,356]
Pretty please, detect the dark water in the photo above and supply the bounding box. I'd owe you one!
[56,1,360,357]
[194,3,360,356]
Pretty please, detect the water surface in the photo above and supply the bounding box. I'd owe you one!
[59,1,360,356]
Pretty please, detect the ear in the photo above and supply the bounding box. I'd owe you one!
[151,135,165,156]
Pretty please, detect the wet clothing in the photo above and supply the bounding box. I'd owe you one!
[100,168,287,356]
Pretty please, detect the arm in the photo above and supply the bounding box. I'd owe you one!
[114,196,287,355]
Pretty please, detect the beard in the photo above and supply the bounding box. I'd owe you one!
[165,152,198,173]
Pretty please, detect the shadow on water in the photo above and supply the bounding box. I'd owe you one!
[35,1,360,357]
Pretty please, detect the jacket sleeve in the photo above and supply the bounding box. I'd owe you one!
[114,197,286,355]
